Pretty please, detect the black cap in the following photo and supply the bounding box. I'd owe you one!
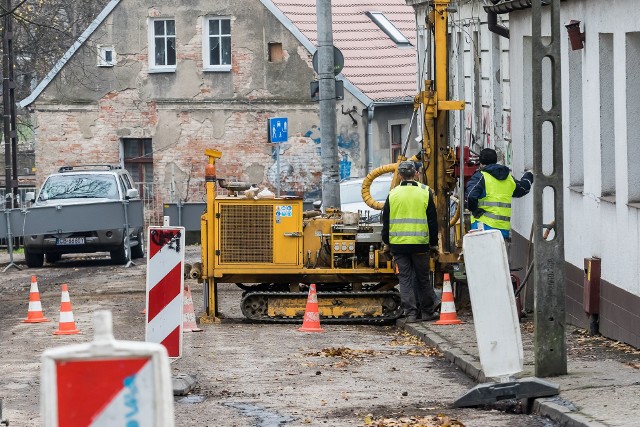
[397,160,417,177]
[479,148,497,165]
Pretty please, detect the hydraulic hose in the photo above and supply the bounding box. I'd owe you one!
[361,164,400,210]
[361,161,461,229]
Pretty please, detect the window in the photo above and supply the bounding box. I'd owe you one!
[97,45,115,67]
[627,33,640,203]
[568,39,584,189]
[268,42,283,63]
[149,19,176,72]
[122,138,154,199]
[599,33,615,198]
[203,17,231,71]
[366,12,410,46]
[390,124,403,163]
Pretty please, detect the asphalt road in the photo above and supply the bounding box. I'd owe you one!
[0,247,556,426]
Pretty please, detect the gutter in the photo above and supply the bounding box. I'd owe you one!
[483,0,552,40]
[367,105,375,173]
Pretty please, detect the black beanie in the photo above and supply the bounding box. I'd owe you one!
[479,148,497,165]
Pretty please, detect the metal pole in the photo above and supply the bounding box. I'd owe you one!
[2,209,21,271]
[316,0,340,210]
[276,143,281,197]
[413,5,427,143]
[122,200,134,268]
[7,0,16,207]
[531,0,566,377]
[2,0,13,209]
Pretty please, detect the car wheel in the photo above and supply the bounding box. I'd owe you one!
[25,247,44,268]
[46,253,62,263]
[110,235,130,265]
[131,230,145,259]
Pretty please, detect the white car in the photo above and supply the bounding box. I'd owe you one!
[339,175,393,221]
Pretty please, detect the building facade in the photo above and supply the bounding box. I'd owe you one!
[471,0,639,347]
[20,0,420,218]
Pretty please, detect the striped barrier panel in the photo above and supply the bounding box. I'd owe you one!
[145,226,185,359]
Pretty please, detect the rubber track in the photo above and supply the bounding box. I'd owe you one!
[240,291,402,324]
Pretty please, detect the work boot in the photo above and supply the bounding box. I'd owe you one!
[420,312,439,322]
[405,315,419,324]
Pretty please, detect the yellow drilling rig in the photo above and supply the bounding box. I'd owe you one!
[199,0,470,323]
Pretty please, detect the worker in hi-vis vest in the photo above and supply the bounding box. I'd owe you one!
[465,148,533,240]
[382,161,440,324]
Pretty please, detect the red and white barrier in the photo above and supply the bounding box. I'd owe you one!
[145,226,185,359]
[41,310,174,426]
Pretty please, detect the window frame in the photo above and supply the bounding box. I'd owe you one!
[97,45,116,67]
[148,18,177,73]
[202,16,232,72]
[122,138,154,199]
[388,120,408,163]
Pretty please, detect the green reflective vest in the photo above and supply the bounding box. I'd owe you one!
[471,171,516,231]
[388,183,431,245]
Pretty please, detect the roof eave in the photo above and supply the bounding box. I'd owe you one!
[259,0,374,107]
[18,0,122,109]
[483,0,552,14]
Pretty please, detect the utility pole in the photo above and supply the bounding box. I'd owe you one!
[532,0,567,376]
[316,0,340,210]
[2,0,18,209]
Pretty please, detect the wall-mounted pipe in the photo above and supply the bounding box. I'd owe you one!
[366,105,375,173]
[484,0,553,39]
[487,10,510,39]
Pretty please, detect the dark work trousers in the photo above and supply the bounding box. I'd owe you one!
[393,252,438,317]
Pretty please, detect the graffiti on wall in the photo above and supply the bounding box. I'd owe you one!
[303,125,360,180]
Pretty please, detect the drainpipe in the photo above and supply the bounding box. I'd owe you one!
[367,105,375,173]
[486,0,509,39]
[487,9,509,39]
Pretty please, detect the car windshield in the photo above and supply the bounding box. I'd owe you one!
[340,179,391,204]
[38,174,120,201]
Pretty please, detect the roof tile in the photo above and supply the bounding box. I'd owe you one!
[269,0,418,103]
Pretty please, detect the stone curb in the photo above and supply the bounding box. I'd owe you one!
[402,322,605,427]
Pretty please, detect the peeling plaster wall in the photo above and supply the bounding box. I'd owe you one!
[29,0,370,206]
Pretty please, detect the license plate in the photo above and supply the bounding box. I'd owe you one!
[56,237,85,245]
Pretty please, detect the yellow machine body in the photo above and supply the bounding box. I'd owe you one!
[200,169,401,323]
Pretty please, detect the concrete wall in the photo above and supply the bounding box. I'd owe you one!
[29,0,379,205]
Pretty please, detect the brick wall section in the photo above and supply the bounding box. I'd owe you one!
[511,230,640,348]
[35,90,323,205]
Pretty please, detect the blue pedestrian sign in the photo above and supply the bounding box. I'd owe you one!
[268,117,288,143]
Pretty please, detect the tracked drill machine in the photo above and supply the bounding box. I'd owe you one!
[199,150,402,323]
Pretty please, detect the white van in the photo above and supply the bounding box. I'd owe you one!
[339,175,393,221]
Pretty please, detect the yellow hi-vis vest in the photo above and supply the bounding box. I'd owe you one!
[388,183,431,245]
[471,171,516,231]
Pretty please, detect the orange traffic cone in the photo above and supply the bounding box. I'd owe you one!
[23,276,50,323]
[53,284,80,335]
[183,285,203,332]
[435,273,463,325]
[298,284,324,333]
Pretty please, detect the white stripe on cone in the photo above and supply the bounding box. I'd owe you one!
[28,301,43,311]
[60,311,75,323]
[61,292,71,303]
[440,301,457,313]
